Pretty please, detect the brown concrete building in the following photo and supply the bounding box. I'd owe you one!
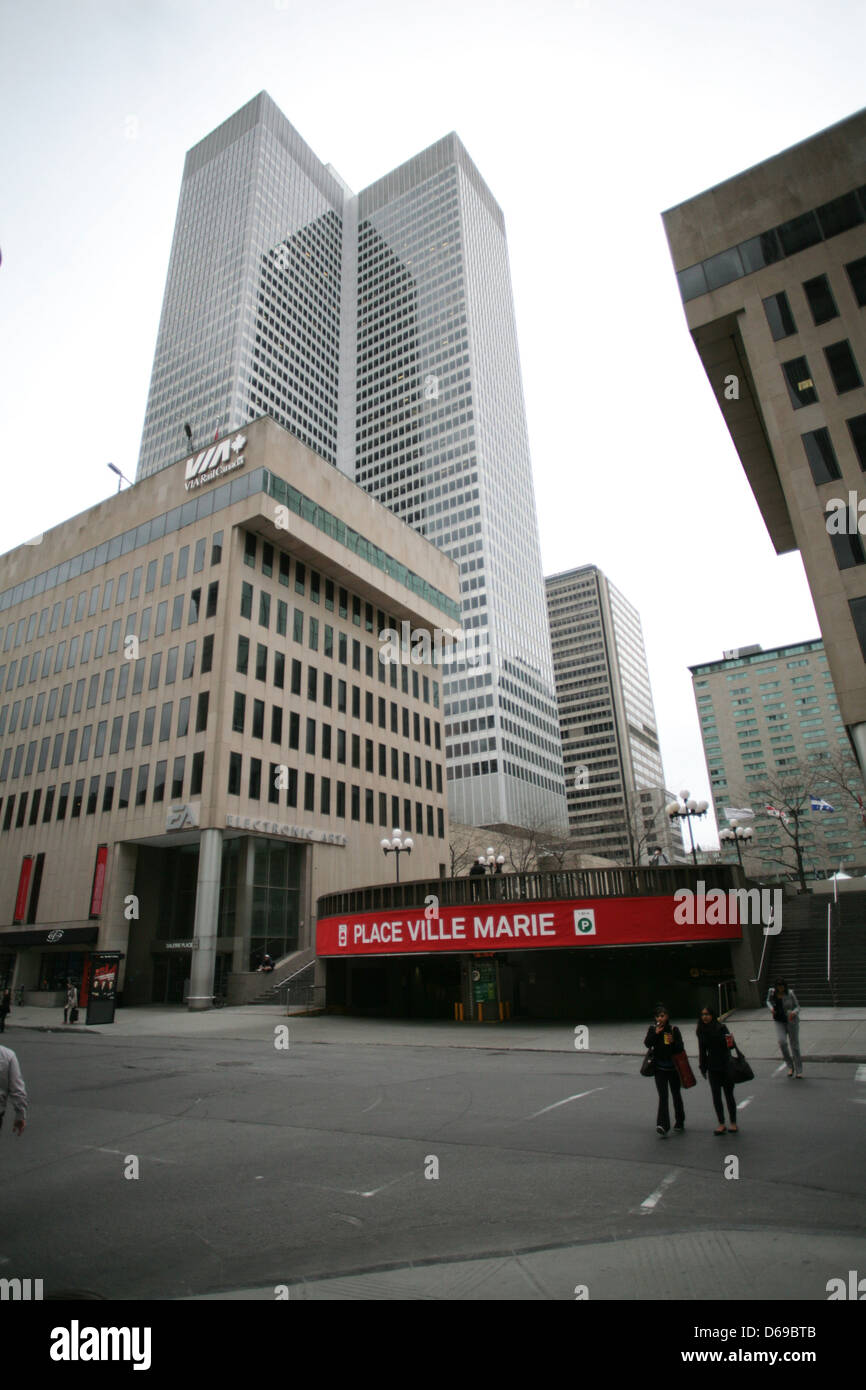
[0,415,459,1008]
[663,109,866,778]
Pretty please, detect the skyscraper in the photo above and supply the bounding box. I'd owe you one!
[690,640,866,876]
[137,93,567,832]
[663,108,866,784]
[545,565,681,862]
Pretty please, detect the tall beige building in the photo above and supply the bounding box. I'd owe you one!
[0,415,458,1007]
[663,109,866,779]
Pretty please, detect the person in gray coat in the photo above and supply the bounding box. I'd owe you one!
[0,1044,27,1133]
[767,979,803,1078]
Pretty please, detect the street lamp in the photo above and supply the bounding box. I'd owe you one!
[666,790,709,867]
[107,463,133,493]
[381,827,413,882]
[719,820,753,869]
[483,846,505,875]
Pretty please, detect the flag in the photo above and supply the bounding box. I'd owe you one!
[858,795,866,828]
[810,796,834,812]
[765,804,790,822]
[724,806,755,821]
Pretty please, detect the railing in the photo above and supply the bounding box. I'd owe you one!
[718,980,737,1016]
[276,961,323,1011]
[318,864,748,919]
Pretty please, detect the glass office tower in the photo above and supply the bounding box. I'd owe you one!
[137,94,567,832]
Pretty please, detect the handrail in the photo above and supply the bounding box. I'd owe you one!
[317,864,750,919]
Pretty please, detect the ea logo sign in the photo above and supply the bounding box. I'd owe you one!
[573,911,596,937]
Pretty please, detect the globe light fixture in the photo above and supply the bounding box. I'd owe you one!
[668,792,709,866]
[382,828,413,882]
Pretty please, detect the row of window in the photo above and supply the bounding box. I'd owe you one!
[233,645,442,746]
[782,339,863,408]
[225,753,445,837]
[0,752,203,829]
[763,258,866,340]
[0,693,209,785]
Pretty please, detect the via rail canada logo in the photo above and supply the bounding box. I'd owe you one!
[573,910,596,937]
[184,433,246,491]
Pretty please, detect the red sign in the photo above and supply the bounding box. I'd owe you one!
[13,857,34,924]
[317,896,743,957]
[89,845,108,918]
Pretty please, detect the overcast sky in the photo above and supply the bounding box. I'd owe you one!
[2,0,864,850]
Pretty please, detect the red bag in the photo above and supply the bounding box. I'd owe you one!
[672,1049,696,1088]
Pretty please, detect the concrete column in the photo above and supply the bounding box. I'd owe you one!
[233,836,253,973]
[101,843,139,993]
[188,828,223,1011]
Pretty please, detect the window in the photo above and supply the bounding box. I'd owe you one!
[148,654,161,690]
[141,706,155,745]
[351,785,360,820]
[289,713,299,750]
[125,712,139,750]
[244,533,257,568]
[293,609,304,643]
[338,680,346,714]
[828,523,866,569]
[255,644,268,681]
[320,777,331,815]
[802,274,839,325]
[848,413,866,469]
[165,647,178,684]
[323,673,332,707]
[279,553,290,588]
[825,341,863,394]
[159,702,173,741]
[240,582,253,619]
[118,768,131,810]
[252,699,265,739]
[762,291,796,340]
[274,652,285,689]
[160,555,173,588]
[237,636,249,675]
[276,600,287,636]
[177,697,190,738]
[249,758,261,799]
[336,782,345,817]
[190,751,204,796]
[271,706,282,743]
[295,562,305,595]
[202,634,214,674]
[261,542,273,579]
[782,357,818,408]
[845,255,866,308]
[155,602,167,637]
[135,766,148,807]
[259,592,271,629]
[211,531,223,565]
[193,538,206,574]
[304,773,315,812]
[802,427,841,485]
[171,757,185,799]
[228,751,242,795]
[153,760,167,803]
[232,693,246,733]
[206,582,218,618]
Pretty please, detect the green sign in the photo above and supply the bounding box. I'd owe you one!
[472,963,496,1003]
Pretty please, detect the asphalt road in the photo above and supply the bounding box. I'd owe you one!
[2,1029,865,1301]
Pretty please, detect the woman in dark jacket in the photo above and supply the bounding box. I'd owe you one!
[697,1006,738,1135]
[644,1004,686,1136]
[0,989,10,1033]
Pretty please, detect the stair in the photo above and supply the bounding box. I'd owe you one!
[767,891,866,1006]
[248,948,319,1008]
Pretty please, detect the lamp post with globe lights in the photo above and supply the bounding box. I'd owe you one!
[483,846,506,875]
[381,828,413,883]
[719,821,753,870]
[666,791,709,867]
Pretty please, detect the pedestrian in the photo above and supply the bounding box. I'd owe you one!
[0,989,10,1033]
[0,1044,27,1134]
[257,953,275,974]
[63,979,78,1025]
[766,979,803,1077]
[696,1005,738,1134]
[644,1003,686,1136]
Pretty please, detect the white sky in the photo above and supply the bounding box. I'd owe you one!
[2,0,864,851]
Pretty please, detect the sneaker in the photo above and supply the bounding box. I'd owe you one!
[673,1122,684,1132]
[656,1125,666,1136]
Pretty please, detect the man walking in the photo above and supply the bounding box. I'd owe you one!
[0,1044,27,1134]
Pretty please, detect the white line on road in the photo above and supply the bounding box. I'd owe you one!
[639,1171,678,1214]
[528,1087,605,1118]
[361,1096,383,1112]
[736,1096,754,1109]
[856,1065,866,1082]
[773,1063,788,1076]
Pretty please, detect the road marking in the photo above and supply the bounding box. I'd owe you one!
[856,1065,866,1083]
[528,1087,605,1118]
[639,1171,678,1214]
[736,1096,754,1109]
[361,1096,382,1113]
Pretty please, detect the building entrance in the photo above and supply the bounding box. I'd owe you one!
[151,953,192,1004]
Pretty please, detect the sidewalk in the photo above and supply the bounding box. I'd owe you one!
[5,1005,866,1061]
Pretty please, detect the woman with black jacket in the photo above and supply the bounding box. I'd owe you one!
[644,1004,686,1136]
[697,1006,738,1135]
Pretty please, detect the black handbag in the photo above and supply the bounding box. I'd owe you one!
[70,1006,79,1023]
[726,1044,754,1084]
[640,1050,655,1077]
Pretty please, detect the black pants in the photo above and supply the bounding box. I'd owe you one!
[708,1069,737,1124]
[654,1067,684,1130]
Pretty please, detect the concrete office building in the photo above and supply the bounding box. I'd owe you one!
[545,566,682,863]
[691,640,866,876]
[0,415,458,1007]
[136,93,567,834]
[663,108,866,782]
